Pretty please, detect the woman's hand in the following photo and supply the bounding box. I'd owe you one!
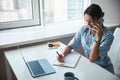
[57,46,72,63]
[57,54,65,62]
[92,23,103,42]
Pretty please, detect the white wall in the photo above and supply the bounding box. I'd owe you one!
[91,0,120,25]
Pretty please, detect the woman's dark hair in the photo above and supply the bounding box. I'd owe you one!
[84,4,104,20]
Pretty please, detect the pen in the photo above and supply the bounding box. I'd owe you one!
[56,51,65,63]
[56,51,61,56]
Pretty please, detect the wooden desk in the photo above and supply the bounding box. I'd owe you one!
[4,42,120,80]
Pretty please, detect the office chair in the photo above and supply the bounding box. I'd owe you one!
[108,27,120,78]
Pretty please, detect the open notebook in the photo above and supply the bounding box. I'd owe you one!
[53,51,81,68]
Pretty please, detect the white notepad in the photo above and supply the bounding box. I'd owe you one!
[53,51,81,68]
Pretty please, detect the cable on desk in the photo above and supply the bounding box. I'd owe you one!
[17,46,27,63]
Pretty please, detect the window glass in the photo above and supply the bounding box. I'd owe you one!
[0,0,32,22]
[43,0,84,24]
[0,0,90,29]
[0,0,39,30]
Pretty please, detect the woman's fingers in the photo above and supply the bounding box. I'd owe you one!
[57,54,64,62]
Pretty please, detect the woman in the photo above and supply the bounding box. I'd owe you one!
[57,4,114,74]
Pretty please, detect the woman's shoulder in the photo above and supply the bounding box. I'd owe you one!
[78,25,88,33]
[103,26,114,38]
[103,27,113,35]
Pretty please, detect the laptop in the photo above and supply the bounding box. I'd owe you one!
[26,59,56,77]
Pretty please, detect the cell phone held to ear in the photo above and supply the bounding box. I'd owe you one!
[98,17,104,24]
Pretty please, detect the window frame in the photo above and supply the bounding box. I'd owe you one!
[0,0,40,30]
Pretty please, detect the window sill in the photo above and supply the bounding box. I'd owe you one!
[0,20,83,49]
[0,20,119,49]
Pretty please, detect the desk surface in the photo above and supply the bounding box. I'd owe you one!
[4,42,120,80]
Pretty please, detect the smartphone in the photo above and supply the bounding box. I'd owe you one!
[98,17,104,24]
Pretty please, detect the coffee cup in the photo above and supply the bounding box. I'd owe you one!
[64,72,79,80]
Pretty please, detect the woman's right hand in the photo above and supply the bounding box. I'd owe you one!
[57,46,72,62]
[57,54,65,62]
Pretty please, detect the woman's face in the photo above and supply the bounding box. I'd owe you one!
[84,14,96,29]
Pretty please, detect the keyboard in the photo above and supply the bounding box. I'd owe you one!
[27,60,45,75]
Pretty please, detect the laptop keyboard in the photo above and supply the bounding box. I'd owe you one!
[28,60,45,75]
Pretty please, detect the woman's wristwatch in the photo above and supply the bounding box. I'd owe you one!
[95,40,100,44]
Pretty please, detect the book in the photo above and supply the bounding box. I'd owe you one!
[53,51,81,68]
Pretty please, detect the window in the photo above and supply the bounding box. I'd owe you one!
[41,0,91,25]
[0,0,40,30]
[0,0,90,30]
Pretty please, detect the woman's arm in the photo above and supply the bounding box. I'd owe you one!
[89,23,103,62]
[89,41,100,62]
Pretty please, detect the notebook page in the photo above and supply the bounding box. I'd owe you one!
[53,51,81,68]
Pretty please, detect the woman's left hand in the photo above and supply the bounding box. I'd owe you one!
[92,23,103,42]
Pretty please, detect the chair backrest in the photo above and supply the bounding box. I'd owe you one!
[108,27,120,78]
